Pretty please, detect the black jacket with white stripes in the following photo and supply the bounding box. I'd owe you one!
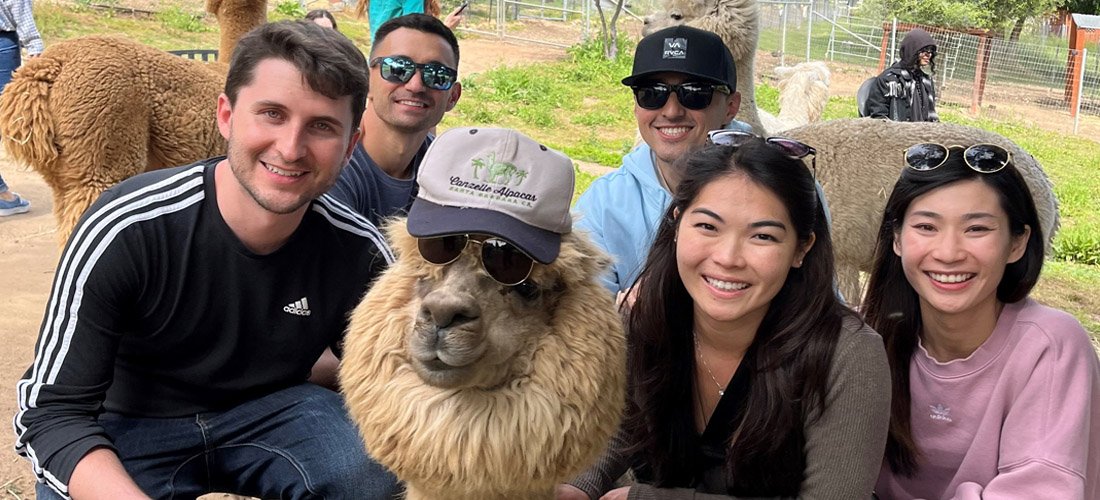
[14,158,394,493]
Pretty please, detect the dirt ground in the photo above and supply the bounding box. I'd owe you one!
[0,31,1096,496]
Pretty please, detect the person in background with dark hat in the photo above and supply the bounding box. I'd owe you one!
[866,28,939,122]
[573,25,742,295]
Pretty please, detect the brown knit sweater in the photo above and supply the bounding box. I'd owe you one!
[569,318,891,500]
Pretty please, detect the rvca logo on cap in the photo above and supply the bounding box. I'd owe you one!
[663,37,687,59]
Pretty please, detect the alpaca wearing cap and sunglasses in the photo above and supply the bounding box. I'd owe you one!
[562,136,890,500]
[863,144,1100,499]
[340,127,627,500]
[864,28,938,122]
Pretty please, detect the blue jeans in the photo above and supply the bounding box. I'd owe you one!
[36,384,401,500]
[0,31,20,95]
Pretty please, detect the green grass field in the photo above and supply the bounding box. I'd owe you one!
[27,1,1100,337]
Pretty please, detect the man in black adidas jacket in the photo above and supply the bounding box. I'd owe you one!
[14,21,400,500]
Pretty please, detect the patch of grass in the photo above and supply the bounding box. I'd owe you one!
[443,37,636,166]
[274,0,306,18]
[34,1,219,50]
[157,7,211,33]
[573,165,597,204]
[1030,260,1100,336]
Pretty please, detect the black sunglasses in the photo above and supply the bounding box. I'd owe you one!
[631,82,731,111]
[904,143,1011,173]
[369,56,457,91]
[707,130,818,178]
[417,234,534,286]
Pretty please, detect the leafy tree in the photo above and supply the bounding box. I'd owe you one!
[861,0,1063,38]
[593,0,625,59]
[1059,0,1100,14]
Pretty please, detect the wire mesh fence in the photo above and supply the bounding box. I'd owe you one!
[453,0,648,48]
[756,1,1099,134]
[443,0,1098,135]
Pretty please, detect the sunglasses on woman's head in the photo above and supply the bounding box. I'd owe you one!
[904,143,1011,173]
[631,82,731,111]
[417,234,534,286]
[369,56,458,91]
[706,130,818,178]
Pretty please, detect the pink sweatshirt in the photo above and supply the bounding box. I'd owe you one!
[876,298,1100,500]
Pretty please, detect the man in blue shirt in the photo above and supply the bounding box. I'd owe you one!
[574,25,742,294]
[327,14,462,226]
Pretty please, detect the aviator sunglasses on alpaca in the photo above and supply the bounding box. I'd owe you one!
[417,234,534,286]
[370,55,457,91]
[707,130,818,177]
[631,82,731,110]
[904,143,1012,173]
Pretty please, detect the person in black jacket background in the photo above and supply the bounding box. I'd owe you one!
[866,28,939,122]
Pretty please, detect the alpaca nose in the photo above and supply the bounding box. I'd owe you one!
[421,290,481,331]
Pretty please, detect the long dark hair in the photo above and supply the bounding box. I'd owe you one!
[862,151,1044,476]
[622,138,856,495]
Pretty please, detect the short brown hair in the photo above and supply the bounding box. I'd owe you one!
[225,20,368,131]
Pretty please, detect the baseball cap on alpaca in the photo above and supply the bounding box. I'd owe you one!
[407,127,575,264]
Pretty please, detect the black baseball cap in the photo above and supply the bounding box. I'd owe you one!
[621,25,737,90]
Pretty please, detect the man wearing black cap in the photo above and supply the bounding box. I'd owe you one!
[574,25,741,294]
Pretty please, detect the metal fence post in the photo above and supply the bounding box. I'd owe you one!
[1076,47,1087,135]
[780,1,789,66]
[805,0,814,61]
[890,17,897,62]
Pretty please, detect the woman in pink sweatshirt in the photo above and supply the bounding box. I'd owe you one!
[862,143,1100,500]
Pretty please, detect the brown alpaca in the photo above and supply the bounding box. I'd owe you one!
[0,0,266,246]
[340,221,626,500]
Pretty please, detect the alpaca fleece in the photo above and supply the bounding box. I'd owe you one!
[758,61,830,133]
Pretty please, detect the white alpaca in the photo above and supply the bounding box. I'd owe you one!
[759,61,831,133]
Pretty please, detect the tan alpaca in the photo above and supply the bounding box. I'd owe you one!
[340,220,626,500]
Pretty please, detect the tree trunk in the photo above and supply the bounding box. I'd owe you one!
[1009,17,1026,42]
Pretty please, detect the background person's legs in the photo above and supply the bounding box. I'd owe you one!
[0,172,31,216]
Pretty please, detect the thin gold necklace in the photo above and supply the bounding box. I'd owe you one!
[693,332,727,397]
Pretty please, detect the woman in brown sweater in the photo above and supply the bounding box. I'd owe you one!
[559,133,891,500]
